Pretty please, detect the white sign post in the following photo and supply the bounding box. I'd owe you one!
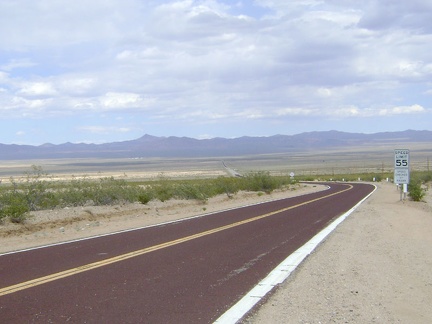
[394,149,410,200]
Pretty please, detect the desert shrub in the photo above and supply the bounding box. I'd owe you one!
[59,176,143,206]
[242,171,279,193]
[152,183,173,202]
[93,177,128,205]
[301,176,315,182]
[0,192,29,223]
[214,176,240,198]
[58,177,96,206]
[408,179,426,202]
[6,165,54,212]
[23,165,49,210]
[174,183,208,202]
[36,191,61,210]
[138,191,153,204]
[148,174,175,202]
[0,165,52,222]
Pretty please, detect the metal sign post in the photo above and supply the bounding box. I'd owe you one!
[394,149,410,200]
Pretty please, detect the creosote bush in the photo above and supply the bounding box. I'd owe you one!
[408,178,426,202]
[0,192,29,223]
[0,167,297,224]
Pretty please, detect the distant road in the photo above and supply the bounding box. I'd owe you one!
[0,182,374,323]
[222,160,243,177]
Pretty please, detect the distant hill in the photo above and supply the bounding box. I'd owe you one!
[1,130,431,160]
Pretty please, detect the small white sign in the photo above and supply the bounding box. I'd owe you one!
[394,169,409,184]
[290,172,295,178]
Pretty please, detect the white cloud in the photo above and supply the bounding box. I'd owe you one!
[16,97,52,109]
[18,82,57,98]
[378,104,426,116]
[78,126,132,134]
[332,106,361,117]
[276,107,315,116]
[99,92,155,110]
[0,0,431,143]
[275,104,427,119]
[0,96,53,118]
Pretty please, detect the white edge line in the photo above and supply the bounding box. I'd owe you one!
[0,184,330,256]
[214,184,377,324]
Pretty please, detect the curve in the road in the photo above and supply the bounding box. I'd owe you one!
[0,183,351,297]
[0,182,375,323]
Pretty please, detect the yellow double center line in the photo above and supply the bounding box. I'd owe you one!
[0,184,352,297]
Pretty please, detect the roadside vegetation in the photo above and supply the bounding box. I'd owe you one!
[0,166,294,224]
[1,166,430,224]
[407,171,430,202]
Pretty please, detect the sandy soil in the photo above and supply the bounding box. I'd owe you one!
[1,182,431,323]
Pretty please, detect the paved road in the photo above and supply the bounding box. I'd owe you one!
[222,161,242,177]
[0,182,374,323]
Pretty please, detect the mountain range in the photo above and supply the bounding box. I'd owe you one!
[1,130,431,160]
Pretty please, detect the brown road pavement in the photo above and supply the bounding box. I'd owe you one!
[0,182,374,323]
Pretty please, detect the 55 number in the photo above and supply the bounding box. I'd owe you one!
[395,159,408,167]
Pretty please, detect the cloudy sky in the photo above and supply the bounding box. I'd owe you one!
[1,0,431,145]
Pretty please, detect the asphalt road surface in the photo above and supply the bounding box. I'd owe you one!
[0,182,374,323]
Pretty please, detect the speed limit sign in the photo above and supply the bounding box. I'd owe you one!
[394,149,410,184]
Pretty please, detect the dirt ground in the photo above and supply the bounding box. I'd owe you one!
[1,182,431,323]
